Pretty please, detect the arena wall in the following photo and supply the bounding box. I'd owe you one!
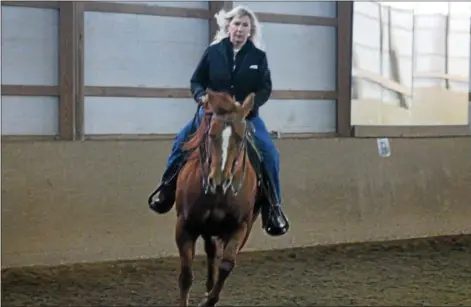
[2,138,471,268]
[1,1,470,268]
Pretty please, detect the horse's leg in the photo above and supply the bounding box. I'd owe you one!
[175,215,198,307]
[202,236,218,296]
[237,218,255,252]
[198,222,249,307]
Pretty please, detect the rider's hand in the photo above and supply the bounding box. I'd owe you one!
[198,94,208,107]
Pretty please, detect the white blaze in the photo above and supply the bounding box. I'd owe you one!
[221,125,232,172]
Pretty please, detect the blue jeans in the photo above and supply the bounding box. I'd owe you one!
[166,108,282,202]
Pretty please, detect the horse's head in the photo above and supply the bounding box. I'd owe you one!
[201,90,255,195]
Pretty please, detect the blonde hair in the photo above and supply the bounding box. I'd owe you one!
[210,5,265,51]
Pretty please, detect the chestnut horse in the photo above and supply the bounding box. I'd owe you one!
[175,90,260,307]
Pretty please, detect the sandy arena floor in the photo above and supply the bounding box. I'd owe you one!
[2,234,470,306]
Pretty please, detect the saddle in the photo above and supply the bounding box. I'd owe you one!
[244,122,278,218]
[245,121,263,179]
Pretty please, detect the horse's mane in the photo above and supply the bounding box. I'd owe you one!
[182,110,211,157]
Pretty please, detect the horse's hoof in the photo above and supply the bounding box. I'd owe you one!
[198,297,212,307]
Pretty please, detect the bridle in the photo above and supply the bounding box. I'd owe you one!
[199,112,250,196]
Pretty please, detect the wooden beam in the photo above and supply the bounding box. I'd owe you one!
[256,12,337,27]
[1,85,59,96]
[84,132,338,141]
[1,1,59,9]
[84,87,193,98]
[84,86,337,100]
[271,90,337,100]
[353,68,411,96]
[81,1,337,27]
[414,72,468,83]
[1,85,336,101]
[353,125,471,138]
[1,135,58,141]
[83,1,210,19]
[335,2,354,137]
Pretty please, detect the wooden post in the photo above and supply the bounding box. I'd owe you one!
[336,1,354,137]
[59,1,84,140]
[208,1,233,43]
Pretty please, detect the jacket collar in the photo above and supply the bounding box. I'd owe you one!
[221,36,254,57]
[215,37,253,79]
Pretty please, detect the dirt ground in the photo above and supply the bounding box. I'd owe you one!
[2,234,470,306]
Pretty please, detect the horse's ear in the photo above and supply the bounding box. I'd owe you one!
[239,93,255,118]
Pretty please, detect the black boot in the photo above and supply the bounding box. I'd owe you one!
[148,158,184,214]
[148,176,177,214]
[264,203,289,236]
[259,171,289,237]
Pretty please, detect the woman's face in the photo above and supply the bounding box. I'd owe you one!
[228,14,251,47]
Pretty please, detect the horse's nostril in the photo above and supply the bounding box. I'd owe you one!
[208,177,214,187]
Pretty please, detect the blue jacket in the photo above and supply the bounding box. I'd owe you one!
[190,37,272,119]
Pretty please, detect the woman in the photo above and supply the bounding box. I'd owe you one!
[148,5,289,236]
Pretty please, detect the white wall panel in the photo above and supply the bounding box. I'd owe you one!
[414,14,470,92]
[259,100,336,133]
[1,7,59,85]
[84,97,335,134]
[447,17,470,93]
[84,12,209,87]
[469,37,471,91]
[413,14,447,89]
[388,28,413,57]
[233,1,336,18]
[353,3,470,96]
[414,55,445,75]
[84,97,198,134]
[118,1,208,10]
[351,1,378,19]
[388,6,414,30]
[352,2,470,126]
[262,23,336,91]
[414,23,446,58]
[354,45,380,74]
[447,57,469,93]
[1,96,59,135]
[353,14,381,50]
